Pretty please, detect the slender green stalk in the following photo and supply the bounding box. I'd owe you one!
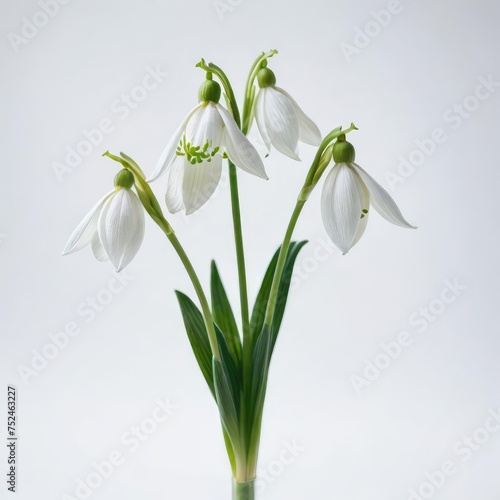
[227,161,254,467]
[241,50,278,135]
[103,151,220,359]
[263,201,305,327]
[228,161,251,358]
[263,124,359,329]
[195,60,251,357]
[197,59,255,480]
[164,225,220,359]
[196,59,242,127]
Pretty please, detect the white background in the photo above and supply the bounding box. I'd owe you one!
[1,0,500,499]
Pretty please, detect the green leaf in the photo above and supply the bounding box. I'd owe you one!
[246,242,307,451]
[271,240,308,349]
[246,326,272,453]
[250,326,271,408]
[222,428,237,477]
[250,241,308,348]
[215,324,241,416]
[210,261,242,364]
[213,356,240,449]
[250,247,279,340]
[175,291,214,397]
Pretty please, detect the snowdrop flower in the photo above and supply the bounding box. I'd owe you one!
[149,78,268,215]
[321,138,416,254]
[254,67,321,160]
[62,169,145,272]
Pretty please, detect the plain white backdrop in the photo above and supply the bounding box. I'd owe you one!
[1,0,499,499]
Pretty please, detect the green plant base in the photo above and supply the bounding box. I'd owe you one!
[232,479,255,500]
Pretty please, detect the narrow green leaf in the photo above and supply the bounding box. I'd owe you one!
[222,428,237,477]
[246,242,307,450]
[211,261,242,364]
[213,356,240,448]
[250,247,280,340]
[250,241,308,347]
[175,291,214,397]
[215,324,241,416]
[271,240,308,349]
[250,326,271,408]
[246,326,271,451]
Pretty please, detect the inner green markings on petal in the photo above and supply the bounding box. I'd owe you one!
[176,135,220,165]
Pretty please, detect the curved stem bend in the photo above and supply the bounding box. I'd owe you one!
[263,123,358,329]
[103,151,220,359]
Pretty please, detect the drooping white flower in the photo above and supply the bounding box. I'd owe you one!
[62,169,145,272]
[253,67,321,160]
[321,139,416,254]
[148,79,268,215]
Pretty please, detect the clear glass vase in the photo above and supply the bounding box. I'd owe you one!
[232,479,255,500]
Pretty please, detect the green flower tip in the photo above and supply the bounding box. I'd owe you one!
[198,79,221,103]
[332,138,356,163]
[257,67,276,88]
[114,168,135,189]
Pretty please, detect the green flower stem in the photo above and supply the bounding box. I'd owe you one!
[263,124,358,329]
[198,59,258,474]
[195,62,250,349]
[302,123,358,192]
[196,59,241,127]
[232,478,255,500]
[228,160,251,368]
[263,200,306,328]
[147,211,221,361]
[103,151,220,360]
[165,228,220,360]
[228,159,255,483]
[241,49,278,135]
[228,173,253,484]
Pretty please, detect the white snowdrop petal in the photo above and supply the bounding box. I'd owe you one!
[352,163,417,229]
[165,156,185,214]
[98,189,145,272]
[182,154,222,215]
[184,104,206,139]
[62,191,114,255]
[148,103,201,182]
[275,87,322,146]
[216,104,268,179]
[263,87,300,160]
[321,164,365,254]
[351,174,370,248]
[255,89,272,152]
[188,102,224,152]
[91,233,109,262]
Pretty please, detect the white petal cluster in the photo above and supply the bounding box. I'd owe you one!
[63,185,145,272]
[254,68,321,160]
[321,161,416,254]
[149,101,268,215]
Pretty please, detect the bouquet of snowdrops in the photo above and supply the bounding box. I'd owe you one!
[63,50,415,500]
